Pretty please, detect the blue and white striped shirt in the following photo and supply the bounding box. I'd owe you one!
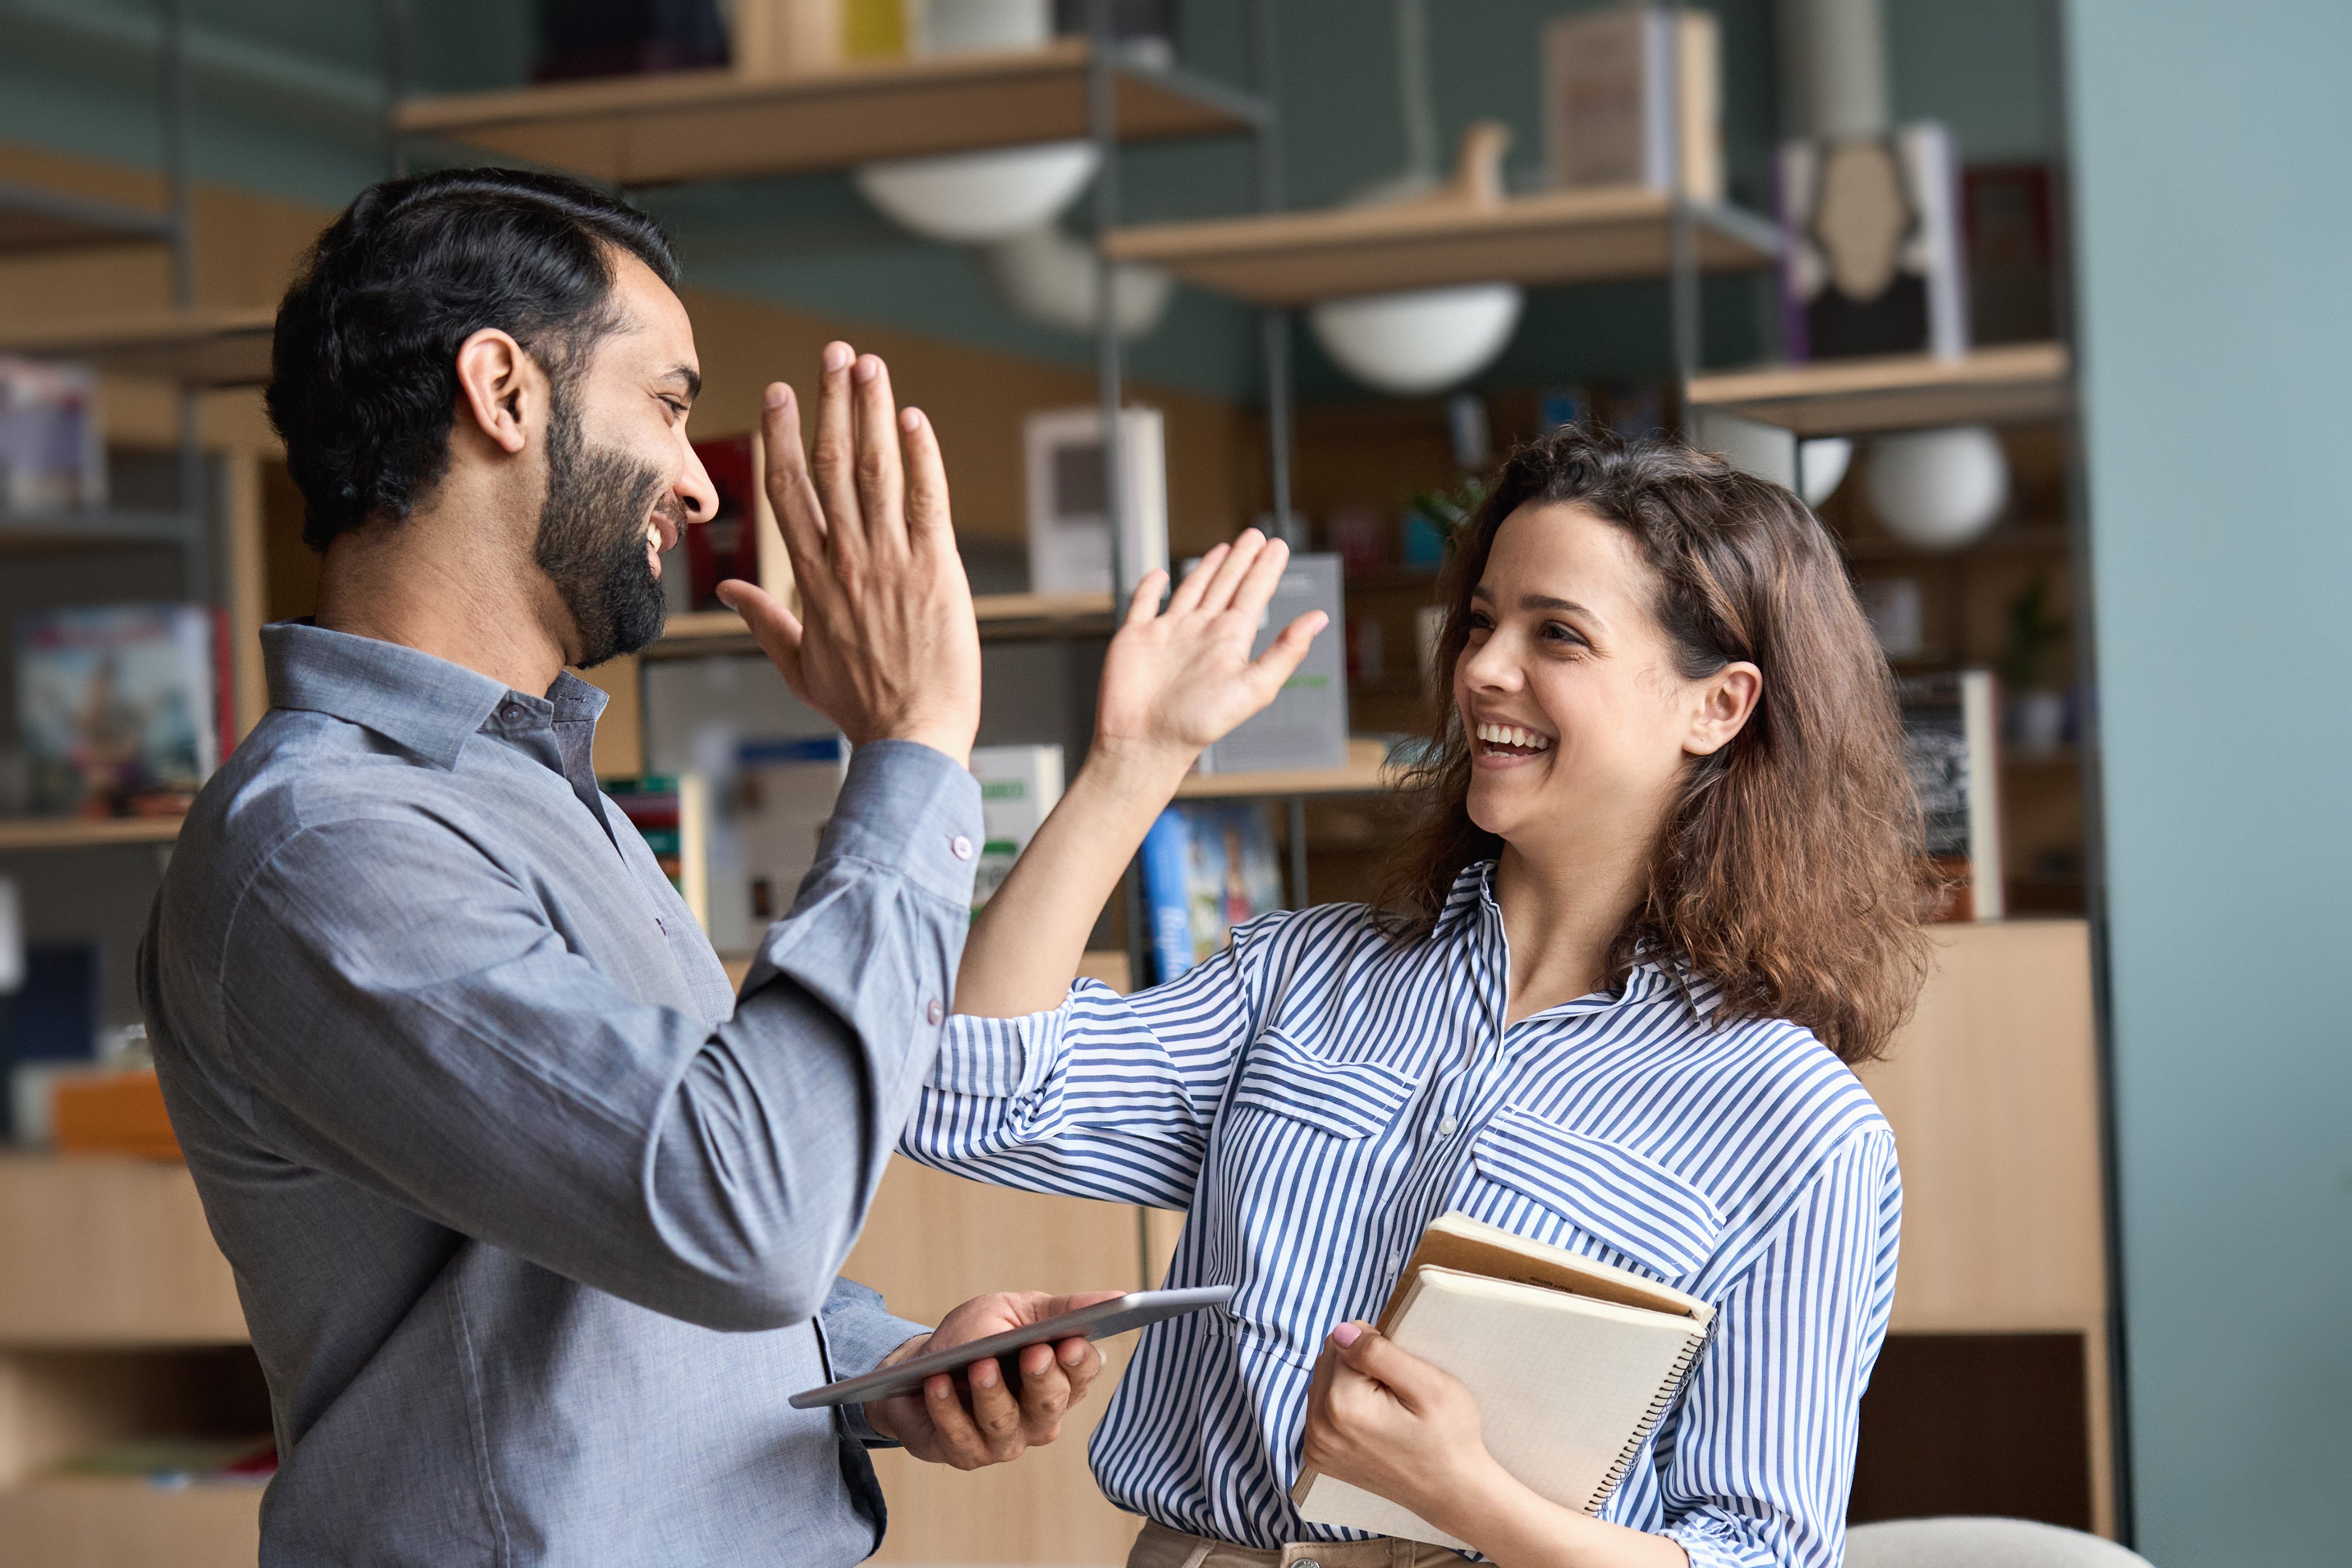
[904,862,1899,1568]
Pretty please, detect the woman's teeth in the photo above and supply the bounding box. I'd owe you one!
[1474,721,1552,752]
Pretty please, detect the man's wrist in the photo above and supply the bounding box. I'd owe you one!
[874,723,975,769]
[860,1332,933,1443]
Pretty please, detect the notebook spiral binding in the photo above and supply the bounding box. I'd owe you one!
[1581,1319,1716,1516]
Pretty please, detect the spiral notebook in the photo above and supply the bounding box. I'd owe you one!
[1292,1211,1715,1550]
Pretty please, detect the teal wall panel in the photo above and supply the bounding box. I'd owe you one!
[2065,2,2352,1558]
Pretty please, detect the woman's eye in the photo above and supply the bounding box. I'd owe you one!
[1466,611,1494,632]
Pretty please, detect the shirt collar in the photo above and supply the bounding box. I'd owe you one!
[262,621,608,769]
[1444,856,1711,1018]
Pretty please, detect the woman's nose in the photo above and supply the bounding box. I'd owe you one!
[1459,632,1521,690]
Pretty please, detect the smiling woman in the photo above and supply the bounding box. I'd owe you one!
[1383,428,1935,1062]
[903,425,1936,1568]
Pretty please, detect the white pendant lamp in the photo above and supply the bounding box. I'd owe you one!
[1309,284,1526,396]
[854,142,1102,245]
[1865,425,2010,550]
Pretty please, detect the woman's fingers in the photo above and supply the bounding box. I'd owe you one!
[899,405,954,549]
[1196,528,1271,615]
[1166,542,1230,617]
[809,341,864,567]
[1122,569,1170,628]
[1226,530,1294,623]
[850,352,908,556]
[1245,611,1327,703]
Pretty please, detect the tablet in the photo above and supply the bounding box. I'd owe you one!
[788,1286,1235,1410]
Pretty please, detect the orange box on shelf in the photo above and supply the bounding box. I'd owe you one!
[50,1070,181,1160]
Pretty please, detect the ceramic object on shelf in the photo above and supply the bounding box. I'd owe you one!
[1866,424,2009,550]
[855,140,1100,243]
[1798,436,1853,505]
[1309,283,1525,396]
[982,221,1172,338]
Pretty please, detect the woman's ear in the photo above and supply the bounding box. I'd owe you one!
[452,328,539,457]
[1685,661,1762,758]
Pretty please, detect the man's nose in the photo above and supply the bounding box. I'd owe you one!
[677,446,720,523]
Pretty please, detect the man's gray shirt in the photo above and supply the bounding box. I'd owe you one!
[139,622,983,1567]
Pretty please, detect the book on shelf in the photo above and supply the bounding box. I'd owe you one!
[680,431,793,615]
[1137,801,1284,985]
[0,356,104,512]
[1541,5,1723,203]
[1197,552,1348,775]
[1024,405,1169,599]
[14,603,227,819]
[1777,122,1969,361]
[604,775,712,930]
[736,735,849,925]
[968,743,1064,916]
[1898,669,2003,921]
[1293,1212,1716,1551]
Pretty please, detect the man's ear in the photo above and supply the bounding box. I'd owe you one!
[1685,661,1762,758]
[452,328,540,456]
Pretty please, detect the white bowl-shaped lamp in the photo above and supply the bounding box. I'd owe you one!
[855,141,1100,245]
[1865,425,2010,550]
[1797,436,1853,507]
[1308,283,1524,396]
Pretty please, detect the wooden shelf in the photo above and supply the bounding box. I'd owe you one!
[1102,188,1778,306]
[0,181,173,257]
[0,307,275,388]
[652,591,1116,651]
[0,508,198,554]
[0,1156,247,1347]
[1686,343,2072,437]
[395,40,1261,186]
[0,817,183,852]
[1175,737,1392,799]
[0,1477,261,1566]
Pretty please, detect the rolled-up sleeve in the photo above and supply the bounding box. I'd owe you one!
[214,740,981,1333]
[898,920,1280,1211]
[1655,1129,1902,1568]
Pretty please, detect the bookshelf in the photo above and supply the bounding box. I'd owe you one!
[1103,187,1778,306]
[0,307,276,390]
[1175,738,1391,800]
[0,818,182,852]
[0,180,172,256]
[1685,343,2072,437]
[394,38,1262,184]
[0,1156,262,1568]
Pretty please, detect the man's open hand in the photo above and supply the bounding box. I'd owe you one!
[862,1291,1122,1470]
[716,341,981,766]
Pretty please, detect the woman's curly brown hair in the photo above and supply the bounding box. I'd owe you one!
[1376,426,1934,1063]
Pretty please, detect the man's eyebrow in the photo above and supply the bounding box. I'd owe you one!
[659,364,703,402]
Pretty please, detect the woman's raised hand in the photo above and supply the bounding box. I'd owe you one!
[1094,529,1328,774]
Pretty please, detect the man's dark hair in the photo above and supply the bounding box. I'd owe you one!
[266,167,680,552]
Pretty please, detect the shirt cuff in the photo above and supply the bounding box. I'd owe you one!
[817,739,985,911]
[819,1276,932,1449]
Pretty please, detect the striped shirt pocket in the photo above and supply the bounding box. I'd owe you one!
[1228,1030,1419,1138]
[1467,1107,1726,1282]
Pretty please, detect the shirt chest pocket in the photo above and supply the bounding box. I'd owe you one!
[1457,1107,1725,1285]
[1227,1029,1421,1138]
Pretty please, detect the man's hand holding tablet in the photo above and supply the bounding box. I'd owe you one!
[862,1291,1125,1469]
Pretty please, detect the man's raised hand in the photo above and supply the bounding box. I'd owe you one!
[715,342,981,767]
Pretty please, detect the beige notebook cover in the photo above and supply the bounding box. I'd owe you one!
[1292,1213,1714,1550]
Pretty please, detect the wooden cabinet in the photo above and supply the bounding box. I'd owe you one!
[1853,919,2114,1535]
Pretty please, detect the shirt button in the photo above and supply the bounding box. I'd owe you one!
[1438,1115,1459,1135]
[927,998,944,1025]
[497,702,525,724]
[949,834,974,861]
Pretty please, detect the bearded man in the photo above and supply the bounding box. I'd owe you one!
[138,168,1110,1567]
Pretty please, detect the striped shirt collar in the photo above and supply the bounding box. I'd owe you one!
[1437,857,1725,1024]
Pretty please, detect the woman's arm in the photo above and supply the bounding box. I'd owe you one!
[953,529,1326,1018]
[1301,1131,1902,1568]
[1302,1326,1688,1568]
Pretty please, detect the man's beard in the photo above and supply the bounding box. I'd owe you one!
[534,383,673,668]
